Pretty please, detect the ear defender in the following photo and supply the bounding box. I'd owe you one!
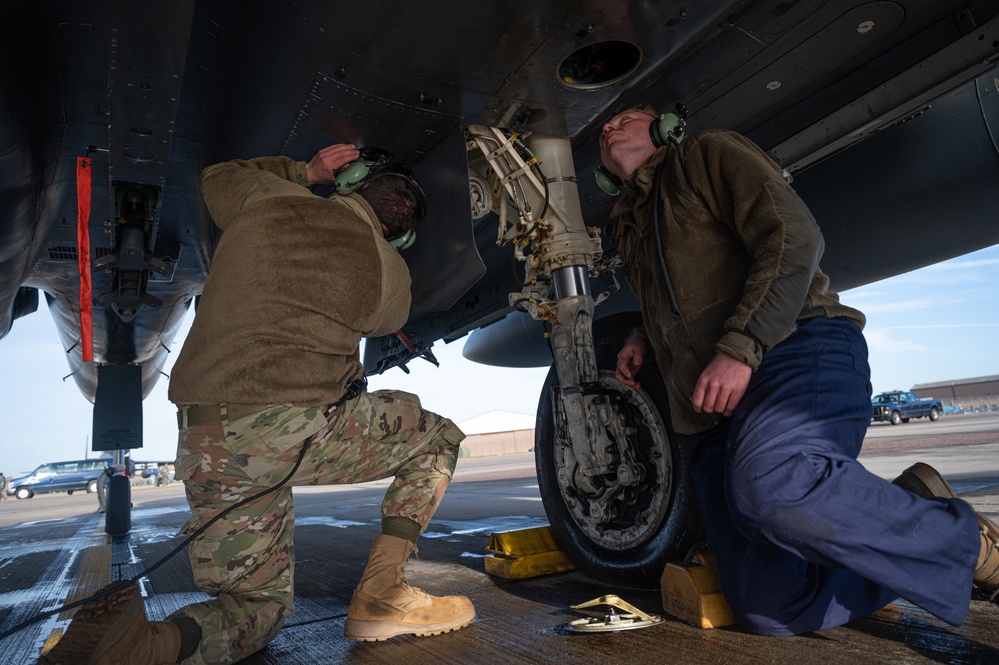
[594,166,623,196]
[333,147,393,194]
[329,148,424,250]
[648,110,686,148]
[389,228,416,251]
[333,161,371,194]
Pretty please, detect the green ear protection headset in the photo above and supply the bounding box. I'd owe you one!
[333,160,376,195]
[648,109,686,150]
[333,150,425,250]
[388,227,416,251]
[333,146,392,195]
[594,105,688,196]
[593,167,624,198]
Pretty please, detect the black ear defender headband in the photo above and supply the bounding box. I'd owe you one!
[594,104,690,196]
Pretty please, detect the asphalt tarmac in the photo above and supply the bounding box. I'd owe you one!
[2,413,998,663]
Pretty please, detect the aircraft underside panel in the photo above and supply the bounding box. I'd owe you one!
[93,364,143,451]
[795,71,999,291]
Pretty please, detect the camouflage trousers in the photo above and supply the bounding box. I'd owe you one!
[169,390,464,665]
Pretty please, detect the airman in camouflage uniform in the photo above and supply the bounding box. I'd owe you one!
[169,391,466,664]
[39,144,475,665]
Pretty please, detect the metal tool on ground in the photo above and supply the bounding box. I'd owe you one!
[567,594,663,633]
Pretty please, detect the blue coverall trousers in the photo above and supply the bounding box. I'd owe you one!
[686,317,980,635]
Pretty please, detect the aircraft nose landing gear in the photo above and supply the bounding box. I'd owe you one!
[468,127,702,586]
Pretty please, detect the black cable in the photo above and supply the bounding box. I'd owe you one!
[0,397,336,642]
[512,297,534,312]
[542,320,555,361]
[511,139,549,242]
[469,129,550,243]
[534,163,550,222]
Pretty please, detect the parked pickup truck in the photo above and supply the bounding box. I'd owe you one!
[871,391,943,425]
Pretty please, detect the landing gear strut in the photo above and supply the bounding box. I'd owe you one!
[467,125,702,585]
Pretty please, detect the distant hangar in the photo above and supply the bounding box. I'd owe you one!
[912,375,999,411]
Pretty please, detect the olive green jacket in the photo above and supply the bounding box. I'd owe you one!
[615,130,865,434]
[169,156,412,406]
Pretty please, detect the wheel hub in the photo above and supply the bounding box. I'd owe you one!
[554,371,673,550]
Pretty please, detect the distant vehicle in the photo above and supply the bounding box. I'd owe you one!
[6,459,108,499]
[871,391,943,425]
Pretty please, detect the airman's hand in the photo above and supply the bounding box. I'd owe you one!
[616,333,647,389]
[691,352,752,417]
[305,144,360,184]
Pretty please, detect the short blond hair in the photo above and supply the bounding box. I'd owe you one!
[627,105,658,118]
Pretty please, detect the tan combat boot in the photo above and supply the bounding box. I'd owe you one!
[344,534,475,641]
[37,583,182,665]
[893,463,999,603]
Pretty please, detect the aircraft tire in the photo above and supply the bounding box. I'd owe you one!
[534,315,703,588]
[105,474,131,535]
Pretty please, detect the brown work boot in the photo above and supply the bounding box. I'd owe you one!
[891,462,959,500]
[892,463,999,603]
[37,583,181,664]
[344,534,475,641]
[975,512,999,603]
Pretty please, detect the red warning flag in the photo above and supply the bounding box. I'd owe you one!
[76,157,93,362]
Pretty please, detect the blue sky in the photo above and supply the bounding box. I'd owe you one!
[2,243,997,478]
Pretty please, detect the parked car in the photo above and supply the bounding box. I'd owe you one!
[6,459,108,499]
[871,391,943,425]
